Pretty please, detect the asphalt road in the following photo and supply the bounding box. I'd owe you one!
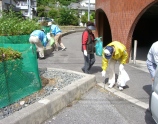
[38,32,156,124]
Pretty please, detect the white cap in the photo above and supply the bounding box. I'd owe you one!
[48,22,52,26]
[104,49,111,56]
[103,46,114,59]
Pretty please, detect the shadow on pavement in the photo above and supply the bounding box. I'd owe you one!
[90,66,102,74]
[47,53,54,57]
[145,110,157,124]
[143,85,152,96]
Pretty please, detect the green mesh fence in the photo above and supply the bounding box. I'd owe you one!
[0,35,30,44]
[42,26,51,34]
[0,43,42,108]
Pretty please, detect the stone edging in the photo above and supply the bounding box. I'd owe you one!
[97,83,148,109]
[0,68,96,124]
[62,29,84,37]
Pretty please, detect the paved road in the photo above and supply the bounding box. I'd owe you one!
[38,32,156,124]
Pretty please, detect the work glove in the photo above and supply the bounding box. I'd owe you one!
[119,64,124,71]
[101,70,106,77]
[84,50,87,56]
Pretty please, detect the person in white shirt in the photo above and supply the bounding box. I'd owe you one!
[146,41,158,81]
[146,41,158,112]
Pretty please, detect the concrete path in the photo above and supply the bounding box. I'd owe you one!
[43,86,155,124]
[38,32,155,124]
[38,32,152,108]
[1,31,155,124]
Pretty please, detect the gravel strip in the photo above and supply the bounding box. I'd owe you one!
[0,69,85,120]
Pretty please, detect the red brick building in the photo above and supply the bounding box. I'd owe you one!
[95,0,158,61]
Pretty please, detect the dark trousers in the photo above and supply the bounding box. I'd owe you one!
[82,53,95,74]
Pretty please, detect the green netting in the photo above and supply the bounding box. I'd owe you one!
[0,43,42,108]
[0,35,30,44]
[42,26,51,34]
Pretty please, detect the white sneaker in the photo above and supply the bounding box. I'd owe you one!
[62,47,66,51]
[119,86,123,91]
[108,83,115,88]
[39,52,44,58]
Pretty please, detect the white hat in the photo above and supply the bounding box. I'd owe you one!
[104,49,111,56]
[103,46,114,59]
[48,22,52,26]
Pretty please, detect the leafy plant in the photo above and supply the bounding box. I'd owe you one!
[48,8,59,19]
[37,5,47,17]
[81,14,87,25]
[0,47,22,62]
[0,10,41,36]
[37,0,79,6]
[81,11,95,25]
[58,8,79,25]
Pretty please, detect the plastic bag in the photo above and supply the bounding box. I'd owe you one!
[46,33,54,46]
[95,37,103,56]
[46,33,51,40]
[50,37,54,46]
[117,69,130,87]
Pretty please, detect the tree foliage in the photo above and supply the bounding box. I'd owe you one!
[37,0,79,6]
[81,11,95,25]
[37,5,47,17]
[81,14,87,25]
[36,0,95,26]
[58,8,79,26]
[0,10,40,36]
[47,8,59,19]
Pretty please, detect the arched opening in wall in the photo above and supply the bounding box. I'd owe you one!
[132,2,158,61]
[96,9,112,47]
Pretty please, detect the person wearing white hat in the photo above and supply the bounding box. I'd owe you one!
[29,30,48,59]
[48,21,66,51]
[102,41,128,90]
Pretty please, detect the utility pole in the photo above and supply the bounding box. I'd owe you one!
[27,0,31,19]
[88,0,90,21]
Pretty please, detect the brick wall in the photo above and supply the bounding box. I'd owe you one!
[95,0,157,59]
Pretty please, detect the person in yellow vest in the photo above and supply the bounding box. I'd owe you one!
[101,41,128,90]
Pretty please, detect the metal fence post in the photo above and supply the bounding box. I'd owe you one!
[133,40,137,64]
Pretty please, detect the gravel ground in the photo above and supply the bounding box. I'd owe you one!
[0,69,84,120]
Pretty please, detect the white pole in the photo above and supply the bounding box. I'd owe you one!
[27,0,31,19]
[0,1,2,17]
[27,0,29,18]
[133,40,137,64]
[130,50,132,63]
[29,0,31,19]
[88,0,90,21]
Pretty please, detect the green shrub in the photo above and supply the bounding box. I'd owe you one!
[0,47,22,62]
[0,10,41,36]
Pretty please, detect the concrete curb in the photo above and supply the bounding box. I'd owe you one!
[97,83,148,109]
[62,30,76,37]
[0,68,96,124]
[62,29,84,37]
